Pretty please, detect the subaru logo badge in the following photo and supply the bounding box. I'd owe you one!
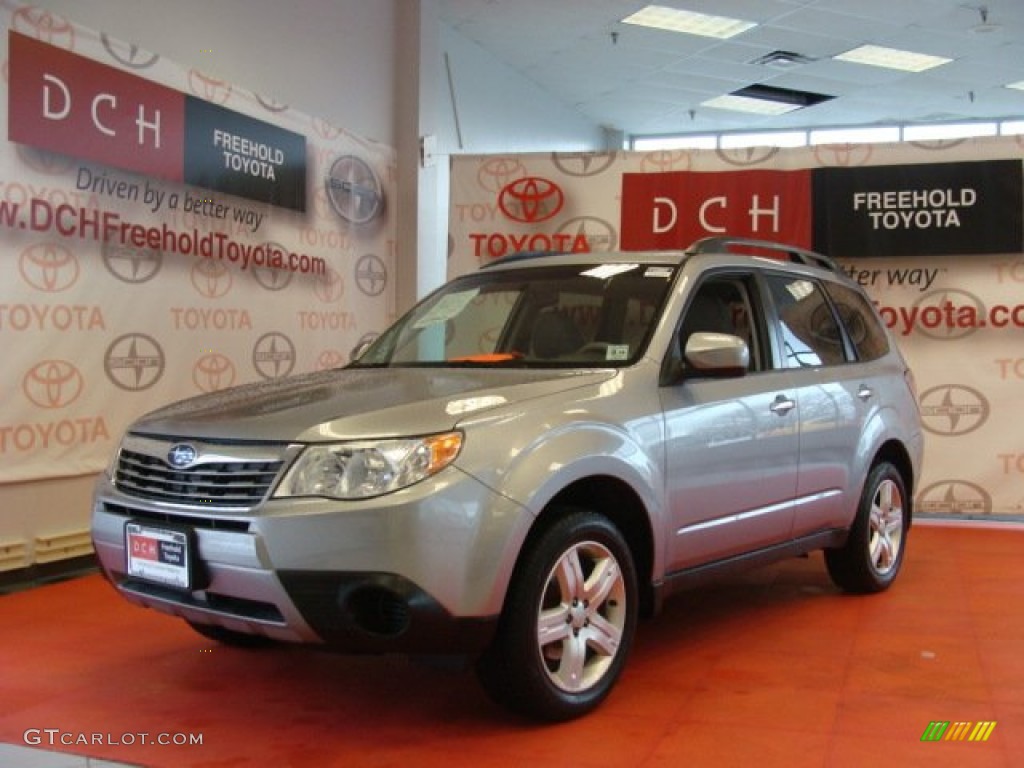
[167,443,198,468]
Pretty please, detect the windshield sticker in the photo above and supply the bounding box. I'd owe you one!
[644,267,674,279]
[412,289,480,329]
[606,345,630,361]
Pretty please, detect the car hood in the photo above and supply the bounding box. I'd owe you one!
[130,366,616,442]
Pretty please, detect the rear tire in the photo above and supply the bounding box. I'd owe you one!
[477,508,638,721]
[826,462,908,593]
[185,620,276,648]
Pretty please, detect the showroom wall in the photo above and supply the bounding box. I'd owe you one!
[0,0,607,573]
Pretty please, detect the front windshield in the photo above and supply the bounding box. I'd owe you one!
[353,262,677,367]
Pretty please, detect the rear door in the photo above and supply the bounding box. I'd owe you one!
[762,273,874,536]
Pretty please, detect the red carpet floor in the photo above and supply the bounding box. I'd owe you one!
[0,523,1021,767]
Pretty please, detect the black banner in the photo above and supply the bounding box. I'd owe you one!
[812,160,1022,258]
[184,97,306,212]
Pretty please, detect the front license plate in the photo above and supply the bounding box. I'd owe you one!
[125,522,192,590]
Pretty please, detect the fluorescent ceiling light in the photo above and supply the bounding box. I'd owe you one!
[701,94,800,115]
[834,44,951,72]
[622,5,756,39]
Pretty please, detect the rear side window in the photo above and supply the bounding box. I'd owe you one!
[823,281,890,362]
[765,275,846,368]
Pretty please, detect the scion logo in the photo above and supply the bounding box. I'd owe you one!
[19,243,79,293]
[22,360,84,409]
[188,70,232,105]
[104,333,165,391]
[251,243,294,291]
[919,385,990,436]
[918,480,992,516]
[325,155,384,225]
[253,332,296,380]
[716,146,779,167]
[813,144,874,168]
[555,217,618,252]
[102,240,162,284]
[355,254,388,297]
[193,353,236,393]
[551,151,616,177]
[191,259,233,299]
[908,138,967,151]
[11,8,75,48]
[314,266,345,304]
[167,443,198,469]
[477,157,527,194]
[255,94,290,113]
[498,177,564,224]
[100,34,160,69]
[640,150,691,173]
[912,289,986,341]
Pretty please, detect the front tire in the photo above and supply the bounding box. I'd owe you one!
[477,509,638,721]
[826,461,908,593]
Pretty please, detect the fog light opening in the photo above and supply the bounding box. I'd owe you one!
[346,586,411,637]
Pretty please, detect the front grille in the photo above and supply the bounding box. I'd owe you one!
[115,448,284,507]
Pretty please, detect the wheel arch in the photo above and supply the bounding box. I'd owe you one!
[520,475,657,619]
[871,438,916,524]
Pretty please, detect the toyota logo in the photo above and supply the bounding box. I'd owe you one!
[19,243,79,293]
[498,177,564,223]
[23,360,84,409]
[167,443,198,469]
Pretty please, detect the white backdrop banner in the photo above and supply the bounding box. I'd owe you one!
[1,8,396,483]
[449,137,1024,519]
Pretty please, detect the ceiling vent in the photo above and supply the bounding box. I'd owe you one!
[750,50,815,69]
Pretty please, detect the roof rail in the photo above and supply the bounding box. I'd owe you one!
[686,237,840,273]
[478,250,566,269]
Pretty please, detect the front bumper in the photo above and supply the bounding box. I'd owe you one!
[91,467,529,653]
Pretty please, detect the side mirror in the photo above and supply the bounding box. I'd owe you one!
[682,332,749,378]
[350,340,373,362]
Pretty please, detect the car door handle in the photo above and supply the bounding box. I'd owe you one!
[857,385,874,402]
[769,394,796,416]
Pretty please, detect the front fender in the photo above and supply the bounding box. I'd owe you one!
[457,410,667,597]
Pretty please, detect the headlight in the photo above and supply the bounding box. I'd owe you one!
[275,431,463,500]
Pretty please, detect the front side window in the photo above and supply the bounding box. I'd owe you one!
[353,263,677,368]
[765,275,847,368]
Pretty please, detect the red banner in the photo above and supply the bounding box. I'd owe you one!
[620,169,812,251]
[8,31,186,182]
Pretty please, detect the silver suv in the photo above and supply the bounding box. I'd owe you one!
[91,237,924,721]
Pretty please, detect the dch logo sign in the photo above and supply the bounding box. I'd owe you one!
[620,169,812,250]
